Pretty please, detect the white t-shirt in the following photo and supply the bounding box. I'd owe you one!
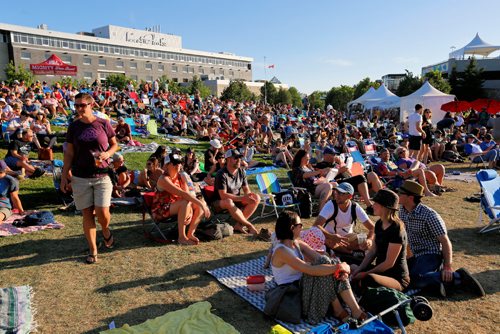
[408,112,423,136]
[319,200,369,236]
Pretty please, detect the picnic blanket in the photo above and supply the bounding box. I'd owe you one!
[246,166,279,176]
[0,286,35,334]
[444,172,476,183]
[100,301,238,334]
[207,256,340,334]
[0,212,64,237]
[119,142,162,154]
[165,135,200,145]
[30,160,54,176]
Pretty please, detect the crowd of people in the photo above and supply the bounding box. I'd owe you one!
[0,79,495,324]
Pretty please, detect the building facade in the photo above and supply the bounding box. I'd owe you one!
[0,23,253,84]
[381,74,405,92]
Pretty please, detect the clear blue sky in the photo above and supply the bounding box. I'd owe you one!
[2,0,499,94]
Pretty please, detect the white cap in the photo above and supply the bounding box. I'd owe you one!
[210,138,222,149]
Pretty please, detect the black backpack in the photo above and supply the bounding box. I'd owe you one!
[359,287,416,327]
[323,201,358,233]
[296,188,312,218]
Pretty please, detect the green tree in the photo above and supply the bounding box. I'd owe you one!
[4,61,35,85]
[325,85,355,111]
[459,57,485,101]
[260,81,278,104]
[275,87,292,105]
[168,80,188,94]
[288,86,303,107]
[158,74,169,91]
[220,80,254,102]
[353,77,380,99]
[105,73,131,90]
[188,76,212,98]
[424,70,451,94]
[448,65,460,96]
[308,91,326,110]
[396,70,422,96]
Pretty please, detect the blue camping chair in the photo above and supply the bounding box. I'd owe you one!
[476,169,500,233]
[254,173,301,220]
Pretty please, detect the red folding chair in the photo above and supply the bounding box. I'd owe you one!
[142,192,178,243]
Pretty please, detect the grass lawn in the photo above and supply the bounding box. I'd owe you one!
[0,135,498,334]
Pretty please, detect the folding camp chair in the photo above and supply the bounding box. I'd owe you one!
[52,159,74,208]
[476,169,500,233]
[286,170,320,209]
[468,153,488,169]
[146,119,160,137]
[253,173,301,221]
[142,192,178,243]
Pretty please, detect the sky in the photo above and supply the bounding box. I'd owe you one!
[2,0,500,94]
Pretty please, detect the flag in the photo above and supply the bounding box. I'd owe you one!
[267,64,275,69]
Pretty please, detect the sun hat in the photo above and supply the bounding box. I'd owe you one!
[399,180,424,197]
[209,138,222,149]
[335,182,354,195]
[372,189,399,210]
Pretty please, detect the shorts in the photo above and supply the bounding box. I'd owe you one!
[0,207,12,221]
[4,156,21,171]
[71,175,113,210]
[409,135,422,151]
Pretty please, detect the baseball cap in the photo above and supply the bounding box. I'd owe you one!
[0,98,6,104]
[118,116,125,122]
[164,153,183,165]
[0,160,8,172]
[112,152,123,162]
[323,147,337,155]
[224,149,243,159]
[335,182,354,195]
[210,138,222,149]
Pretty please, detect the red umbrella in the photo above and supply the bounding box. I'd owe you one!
[470,98,498,113]
[485,100,500,115]
[440,100,471,113]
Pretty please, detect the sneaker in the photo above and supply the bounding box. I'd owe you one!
[256,228,271,242]
[31,168,45,179]
[456,268,485,297]
[438,282,447,298]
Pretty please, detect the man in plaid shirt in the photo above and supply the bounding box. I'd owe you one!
[398,180,485,297]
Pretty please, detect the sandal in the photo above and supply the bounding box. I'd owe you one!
[85,254,97,264]
[103,231,115,249]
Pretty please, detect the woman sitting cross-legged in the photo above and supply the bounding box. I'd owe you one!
[153,153,211,245]
[351,189,410,292]
[270,210,367,325]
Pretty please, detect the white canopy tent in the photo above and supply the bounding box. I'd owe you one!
[400,81,455,125]
[347,86,377,108]
[449,33,500,59]
[362,85,400,110]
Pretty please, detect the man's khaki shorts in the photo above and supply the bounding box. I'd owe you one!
[72,175,113,210]
[0,207,12,221]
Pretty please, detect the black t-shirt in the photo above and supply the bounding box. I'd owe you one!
[374,219,409,282]
[204,148,216,173]
[6,139,32,158]
[214,167,248,201]
[436,118,454,130]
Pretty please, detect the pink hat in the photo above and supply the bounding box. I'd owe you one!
[300,227,326,252]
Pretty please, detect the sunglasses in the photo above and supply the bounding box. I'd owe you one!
[74,103,90,108]
[293,223,303,228]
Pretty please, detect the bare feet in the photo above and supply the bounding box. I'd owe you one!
[187,234,200,245]
[234,224,248,234]
[178,238,197,246]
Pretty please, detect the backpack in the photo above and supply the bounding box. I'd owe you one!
[323,201,358,234]
[295,188,312,218]
[16,211,55,227]
[195,219,233,242]
[273,190,296,206]
[359,287,416,328]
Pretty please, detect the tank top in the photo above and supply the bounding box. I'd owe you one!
[271,242,304,285]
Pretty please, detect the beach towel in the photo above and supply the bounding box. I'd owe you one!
[246,166,279,176]
[0,212,64,237]
[165,135,200,145]
[118,142,163,154]
[0,286,35,334]
[100,301,238,334]
[207,256,340,333]
[29,160,54,176]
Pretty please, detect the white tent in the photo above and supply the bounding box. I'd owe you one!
[362,84,400,110]
[399,81,455,125]
[347,86,377,108]
[449,33,500,59]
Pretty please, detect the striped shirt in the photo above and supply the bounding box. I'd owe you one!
[399,203,447,257]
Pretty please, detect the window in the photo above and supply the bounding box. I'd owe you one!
[198,68,205,74]
[116,61,124,68]
[20,35,28,43]
[158,64,164,71]
[62,41,69,48]
[146,76,153,82]
[61,55,72,64]
[188,67,194,74]
[145,63,153,70]
[219,68,224,75]
[83,57,91,65]
[183,66,188,73]
[83,72,93,80]
[183,78,189,83]
[20,51,31,60]
[99,58,107,66]
[130,62,137,69]
[210,68,216,75]
[130,74,138,81]
[172,65,178,73]
[229,70,234,76]
[98,72,108,80]
[172,78,178,82]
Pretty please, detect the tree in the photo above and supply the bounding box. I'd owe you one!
[188,76,212,98]
[325,85,355,111]
[259,81,277,104]
[308,91,326,110]
[424,70,451,94]
[4,61,35,85]
[275,87,292,105]
[459,57,485,101]
[353,77,380,99]
[288,86,303,107]
[105,73,131,90]
[158,74,169,91]
[220,80,255,102]
[168,81,188,94]
[448,65,460,96]
[396,70,422,96]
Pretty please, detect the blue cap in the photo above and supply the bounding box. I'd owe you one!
[0,160,7,172]
[323,147,337,155]
[336,182,354,195]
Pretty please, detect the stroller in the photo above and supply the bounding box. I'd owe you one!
[52,160,75,210]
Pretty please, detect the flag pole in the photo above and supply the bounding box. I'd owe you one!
[264,56,267,105]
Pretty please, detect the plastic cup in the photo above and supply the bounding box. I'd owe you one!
[357,233,367,245]
[92,152,102,168]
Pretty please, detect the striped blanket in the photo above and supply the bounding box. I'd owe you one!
[0,286,35,334]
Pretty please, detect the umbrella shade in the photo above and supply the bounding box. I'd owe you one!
[470,98,496,112]
[440,101,471,113]
[485,100,500,115]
